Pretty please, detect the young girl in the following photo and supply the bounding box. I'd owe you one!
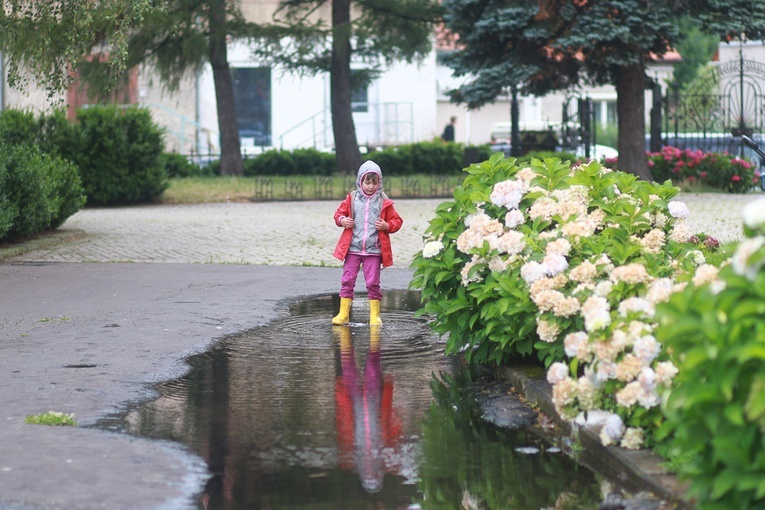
[332,160,403,325]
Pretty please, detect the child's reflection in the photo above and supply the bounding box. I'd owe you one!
[334,325,401,493]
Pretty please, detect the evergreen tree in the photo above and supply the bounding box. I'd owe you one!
[441,0,765,180]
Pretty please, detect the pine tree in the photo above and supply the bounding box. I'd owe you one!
[441,0,765,180]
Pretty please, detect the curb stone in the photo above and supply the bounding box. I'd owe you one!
[497,363,691,508]
[0,229,87,261]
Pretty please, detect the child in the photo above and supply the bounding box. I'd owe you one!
[332,160,403,325]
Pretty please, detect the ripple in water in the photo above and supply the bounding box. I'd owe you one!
[106,291,604,509]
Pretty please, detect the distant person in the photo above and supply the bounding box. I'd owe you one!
[441,116,457,142]
[332,160,403,326]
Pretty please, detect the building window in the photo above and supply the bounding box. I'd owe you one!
[232,67,271,146]
[351,70,368,113]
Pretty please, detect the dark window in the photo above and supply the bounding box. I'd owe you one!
[351,71,368,113]
[232,68,271,146]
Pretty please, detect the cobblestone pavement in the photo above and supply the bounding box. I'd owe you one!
[8,199,443,267]
[7,192,764,266]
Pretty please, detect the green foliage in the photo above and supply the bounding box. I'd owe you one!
[160,152,210,178]
[656,206,765,509]
[0,1,153,94]
[672,20,720,89]
[0,109,39,146]
[243,148,335,177]
[363,142,485,176]
[0,143,85,241]
[25,411,77,426]
[647,146,758,193]
[58,106,168,206]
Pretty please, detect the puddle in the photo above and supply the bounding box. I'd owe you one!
[99,291,606,509]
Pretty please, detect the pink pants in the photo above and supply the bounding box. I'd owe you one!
[339,253,382,300]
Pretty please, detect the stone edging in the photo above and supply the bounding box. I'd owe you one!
[0,229,87,261]
[497,363,691,506]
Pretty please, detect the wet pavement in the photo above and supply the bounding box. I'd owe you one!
[0,193,762,509]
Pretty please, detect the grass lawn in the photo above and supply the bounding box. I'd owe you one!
[161,174,464,204]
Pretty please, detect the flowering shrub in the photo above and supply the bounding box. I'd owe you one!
[411,154,710,448]
[647,146,758,193]
[655,197,765,509]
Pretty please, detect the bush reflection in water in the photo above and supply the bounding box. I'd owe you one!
[418,368,603,509]
[118,291,603,509]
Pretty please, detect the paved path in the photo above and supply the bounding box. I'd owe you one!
[8,193,763,266]
[7,199,445,267]
[0,192,762,509]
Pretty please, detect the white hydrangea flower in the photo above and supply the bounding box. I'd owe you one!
[521,261,547,284]
[542,253,569,276]
[547,362,569,385]
[687,249,706,266]
[600,413,625,446]
[692,264,719,287]
[617,297,655,318]
[742,197,765,231]
[620,427,645,450]
[422,240,444,258]
[490,179,525,209]
[505,209,525,228]
[564,331,589,358]
[646,278,674,304]
[731,237,765,281]
[668,201,690,219]
[654,361,679,385]
[633,335,661,364]
[581,296,611,332]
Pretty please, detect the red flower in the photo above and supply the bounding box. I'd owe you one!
[700,171,707,178]
[732,174,741,181]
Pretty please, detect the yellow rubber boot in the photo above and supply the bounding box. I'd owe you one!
[369,299,382,326]
[332,297,353,325]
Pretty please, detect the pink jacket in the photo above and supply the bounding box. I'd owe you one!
[333,192,403,267]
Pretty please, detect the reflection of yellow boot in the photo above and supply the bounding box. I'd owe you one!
[369,299,382,326]
[369,324,380,352]
[337,325,352,354]
[332,297,353,325]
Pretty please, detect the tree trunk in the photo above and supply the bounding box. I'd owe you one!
[209,0,243,176]
[331,0,361,175]
[616,62,652,181]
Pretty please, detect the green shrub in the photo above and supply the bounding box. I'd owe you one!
[244,149,299,176]
[47,156,86,229]
[243,148,335,177]
[0,144,57,240]
[656,197,765,509]
[0,109,39,147]
[59,106,168,206]
[0,164,14,240]
[411,154,704,448]
[160,152,209,178]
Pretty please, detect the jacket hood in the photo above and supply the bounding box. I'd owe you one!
[356,160,383,196]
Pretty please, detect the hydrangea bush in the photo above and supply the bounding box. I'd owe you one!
[411,154,712,449]
[655,197,765,509]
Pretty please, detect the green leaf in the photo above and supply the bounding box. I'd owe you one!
[710,469,739,500]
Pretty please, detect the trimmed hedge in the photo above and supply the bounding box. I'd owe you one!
[0,142,85,242]
[56,106,168,205]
